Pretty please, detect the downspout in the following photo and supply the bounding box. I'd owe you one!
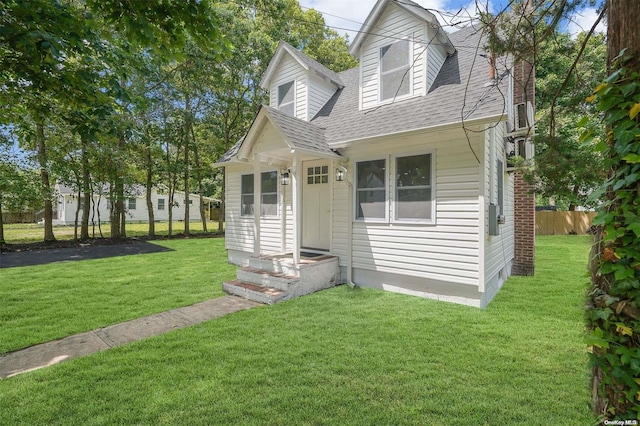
[339,164,356,287]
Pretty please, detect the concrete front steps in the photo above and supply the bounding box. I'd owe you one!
[223,253,340,304]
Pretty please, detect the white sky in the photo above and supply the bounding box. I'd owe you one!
[297,0,481,40]
[564,7,606,37]
[297,0,606,41]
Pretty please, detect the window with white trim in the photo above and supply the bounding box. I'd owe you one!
[497,159,504,215]
[278,81,295,116]
[261,171,278,216]
[241,174,254,216]
[380,39,411,101]
[241,172,279,217]
[128,198,136,210]
[356,159,387,220]
[158,198,165,210]
[394,153,433,222]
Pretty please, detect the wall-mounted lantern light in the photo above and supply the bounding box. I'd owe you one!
[335,166,346,182]
[280,170,290,185]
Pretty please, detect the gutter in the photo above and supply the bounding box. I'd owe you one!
[328,113,507,149]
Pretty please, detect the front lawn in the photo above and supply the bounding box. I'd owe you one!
[0,235,595,424]
[2,221,221,244]
[0,238,233,354]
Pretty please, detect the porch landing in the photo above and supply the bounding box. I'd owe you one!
[223,253,340,304]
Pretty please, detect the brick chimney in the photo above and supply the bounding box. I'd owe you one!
[512,59,535,276]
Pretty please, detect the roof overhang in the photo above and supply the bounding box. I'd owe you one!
[328,113,507,148]
[260,42,343,90]
[214,106,341,167]
[349,0,455,57]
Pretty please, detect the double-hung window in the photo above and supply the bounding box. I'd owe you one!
[240,172,278,217]
[128,198,136,210]
[355,153,435,223]
[241,174,254,216]
[158,198,165,210]
[356,159,387,220]
[380,39,411,101]
[497,159,504,215]
[278,81,295,116]
[261,171,278,216]
[394,153,433,222]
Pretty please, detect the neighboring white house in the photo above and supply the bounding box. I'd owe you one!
[215,0,536,308]
[52,183,216,226]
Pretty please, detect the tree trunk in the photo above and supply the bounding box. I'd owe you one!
[183,95,191,236]
[80,136,91,240]
[192,129,207,233]
[218,168,225,234]
[607,0,640,69]
[112,133,127,239]
[73,188,81,241]
[168,186,174,236]
[167,170,175,236]
[145,141,155,237]
[589,0,640,418]
[0,200,5,244]
[36,123,55,242]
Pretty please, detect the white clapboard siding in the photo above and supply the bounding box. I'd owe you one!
[331,182,350,265]
[426,42,447,92]
[484,122,515,281]
[308,74,339,120]
[225,168,254,252]
[259,218,281,254]
[284,182,294,252]
[343,128,484,287]
[360,3,427,110]
[269,55,308,121]
[59,189,209,225]
[225,165,289,255]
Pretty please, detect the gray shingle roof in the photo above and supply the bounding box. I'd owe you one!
[282,42,344,88]
[218,24,508,163]
[312,24,508,145]
[216,136,244,164]
[263,106,337,157]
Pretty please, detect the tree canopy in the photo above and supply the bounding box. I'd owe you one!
[0,0,356,241]
[535,31,607,210]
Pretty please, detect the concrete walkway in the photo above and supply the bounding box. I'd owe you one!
[0,296,261,379]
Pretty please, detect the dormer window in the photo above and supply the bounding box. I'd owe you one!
[380,39,411,101]
[278,81,295,116]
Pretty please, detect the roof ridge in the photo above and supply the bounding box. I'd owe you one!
[277,41,344,87]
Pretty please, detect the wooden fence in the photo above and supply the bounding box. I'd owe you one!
[2,211,36,224]
[535,211,597,235]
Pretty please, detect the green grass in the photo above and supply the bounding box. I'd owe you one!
[0,235,594,424]
[2,221,221,244]
[0,238,234,354]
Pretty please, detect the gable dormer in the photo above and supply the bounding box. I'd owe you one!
[260,41,343,122]
[349,0,455,110]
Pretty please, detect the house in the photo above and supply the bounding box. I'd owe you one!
[52,183,216,226]
[215,0,535,307]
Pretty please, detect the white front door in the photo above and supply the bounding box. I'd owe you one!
[302,160,331,251]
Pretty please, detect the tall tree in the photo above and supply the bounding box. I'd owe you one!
[586,0,640,420]
[1,0,230,242]
[535,31,607,210]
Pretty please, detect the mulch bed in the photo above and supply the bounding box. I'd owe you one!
[0,232,223,254]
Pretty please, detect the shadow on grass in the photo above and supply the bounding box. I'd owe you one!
[0,241,174,268]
